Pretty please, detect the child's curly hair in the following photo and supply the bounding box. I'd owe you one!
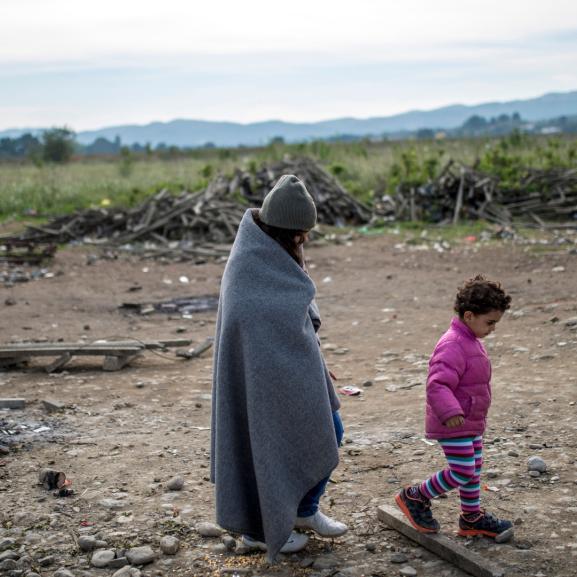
[454,275,512,317]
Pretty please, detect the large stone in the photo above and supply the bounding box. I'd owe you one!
[159,536,179,555]
[0,559,18,571]
[166,476,184,491]
[126,546,156,566]
[527,456,547,473]
[78,536,98,552]
[400,567,418,577]
[196,522,224,537]
[91,550,115,568]
[390,553,408,564]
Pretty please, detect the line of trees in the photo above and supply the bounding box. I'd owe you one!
[2,113,577,162]
[0,127,75,162]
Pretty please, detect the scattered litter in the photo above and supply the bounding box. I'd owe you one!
[176,337,214,360]
[339,386,362,396]
[120,295,219,316]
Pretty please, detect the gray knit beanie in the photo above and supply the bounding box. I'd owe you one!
[259,174,317,231]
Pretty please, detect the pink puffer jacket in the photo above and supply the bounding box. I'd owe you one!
[425,317,492,439]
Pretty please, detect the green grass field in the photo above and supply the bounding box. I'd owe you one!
[1,135,576,220]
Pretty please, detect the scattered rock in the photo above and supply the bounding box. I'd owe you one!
[78,536,98,552]
[126,546,156,566]
[159,536,179,555]
[390,553,409,564]
[529,470,541,478]
[0,538,15,552]
[312,556,339,570]
[515,540,533,550]
[222,536,236,551]
[0,551,19,562]
[507,450,519,457]
[365,543,376,552]
[166,476,184,491]
[108,558,129,569]
[495,527,514,543]
[99,498,127,510]
[0,559,18,571]
[54,569,75,577]
[38,556,55,567]
[91,550,116,568]
[112,567,142,577]
[527,456,547,473]
[196,522,224,537]
[0,445,10,456]
[400,567,418,577]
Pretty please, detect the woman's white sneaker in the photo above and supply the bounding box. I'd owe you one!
[295,511,348,537]
[241,531,309,553]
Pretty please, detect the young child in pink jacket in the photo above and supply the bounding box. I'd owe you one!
[396,275,512,539]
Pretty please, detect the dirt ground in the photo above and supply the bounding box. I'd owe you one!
[1,227,576,577]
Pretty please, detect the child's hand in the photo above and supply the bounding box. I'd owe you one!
[444,415,465,428]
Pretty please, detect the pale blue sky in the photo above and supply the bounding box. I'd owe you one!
[1,0,576,131]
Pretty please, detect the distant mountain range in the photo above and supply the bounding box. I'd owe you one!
[2,90,577,148]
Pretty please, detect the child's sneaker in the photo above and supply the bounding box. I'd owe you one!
[458,510,513,538]
[395,486,440,533]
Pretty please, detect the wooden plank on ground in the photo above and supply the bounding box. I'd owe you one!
[0,340,190,358]
[0,346,143,358]
[45,352,72,373]
[377,505,506,577]
[0,398,26,409]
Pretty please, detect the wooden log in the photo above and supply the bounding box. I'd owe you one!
[377,505,506,577]
[452,168,465,225]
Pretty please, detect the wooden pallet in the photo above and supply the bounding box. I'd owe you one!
[0,339,192,372]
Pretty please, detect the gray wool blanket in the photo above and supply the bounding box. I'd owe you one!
[210,209,340,561]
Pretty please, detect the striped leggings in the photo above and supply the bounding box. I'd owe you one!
[419,436,483,513]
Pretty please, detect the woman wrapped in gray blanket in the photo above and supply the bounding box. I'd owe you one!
[210,174,347,561]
